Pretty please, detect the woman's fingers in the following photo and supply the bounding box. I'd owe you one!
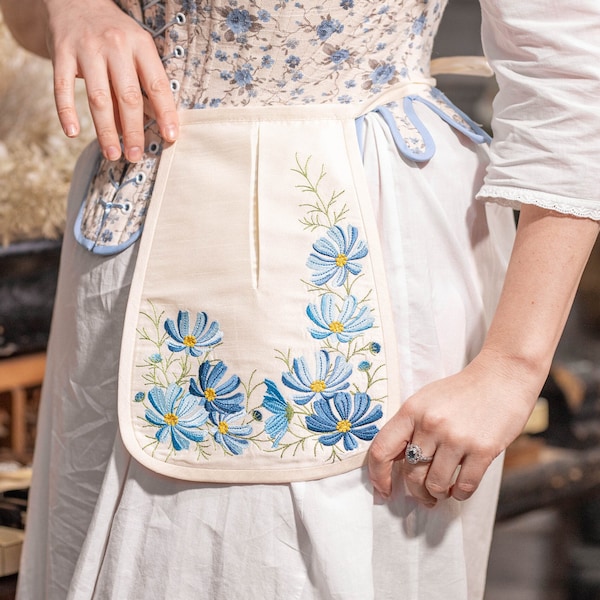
[367,411,412,498]
[52,52,80,139]
[400,444,438,506]
[136,49,179,143]
[46,0,179,161]
[450,454,491,501]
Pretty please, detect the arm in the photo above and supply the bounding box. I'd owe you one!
[368,205,599,503]
[1,0,178,162]
[0,0,50,58]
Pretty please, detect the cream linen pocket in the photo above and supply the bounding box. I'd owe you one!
[118,106,401,483]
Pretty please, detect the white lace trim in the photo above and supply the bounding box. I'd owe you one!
[477,185,600,221]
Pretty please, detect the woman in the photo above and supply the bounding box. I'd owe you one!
[2,0,599,598]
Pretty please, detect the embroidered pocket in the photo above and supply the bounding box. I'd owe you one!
[118,109,401,483]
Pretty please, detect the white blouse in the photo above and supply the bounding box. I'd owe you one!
[478,0,600,220]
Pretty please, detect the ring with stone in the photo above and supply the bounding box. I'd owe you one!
[405,443,433,465]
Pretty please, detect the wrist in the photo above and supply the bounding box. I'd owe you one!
[472,345,550,403]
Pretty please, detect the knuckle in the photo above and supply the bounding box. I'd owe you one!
[101,27,129,47]
[56,105,76,120]
[54,77,72,96]
[147,75,172,96]
[88,89,112,111]
[420,412,445,433]
[403,469,424,486]
[425,481,448,496]
[453,480,478,499]
[368,438,389,464]
[95,126,117,144]
[119,86,143,107]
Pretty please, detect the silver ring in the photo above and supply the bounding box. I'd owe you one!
[405,443,433,465]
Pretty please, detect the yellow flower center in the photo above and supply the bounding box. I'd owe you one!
[336,419,352,433]
[183,334,197,348]
[329,321,344,333]
[310,380,327,393]
[164,413,179,426]
[205,388,217,402]
[218,421,229,435]
[335,253,348,267]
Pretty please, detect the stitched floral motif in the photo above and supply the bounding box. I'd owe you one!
[132,154,386,463]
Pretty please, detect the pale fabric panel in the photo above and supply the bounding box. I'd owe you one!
[478,0,600,219]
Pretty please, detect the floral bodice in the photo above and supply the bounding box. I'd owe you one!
[77,0,487,255]
[116,0,445,108]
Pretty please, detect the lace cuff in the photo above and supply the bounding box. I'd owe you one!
[478,185,600,221]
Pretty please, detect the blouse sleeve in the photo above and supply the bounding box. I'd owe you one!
[476,0,600,220]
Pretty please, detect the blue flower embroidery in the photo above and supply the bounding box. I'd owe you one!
[330,48,350,64]
[226,9,252,34]
[145,383,208,451]
[307,293,374,343]
[370,341,381,354]
[189,361,245,414]
[316,17,344,41]
[306,224,368,286]
[370,64,396,85]
[210,412,252,455]
[164,310,223,357]
[412,15,427,35]
[281,350,352,405]
[306,392,382,451]
[262,379,294,447]
[234,67,253,87]
[285,55,300,69]
[257,9,271,22]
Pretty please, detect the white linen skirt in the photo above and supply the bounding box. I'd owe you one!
[16,101,515,600]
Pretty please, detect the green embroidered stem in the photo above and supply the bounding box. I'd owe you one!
[293,154,349,230]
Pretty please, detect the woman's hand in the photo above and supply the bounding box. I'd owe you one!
[369,205,599,505]
[368,349,542,505]
[44,0,178,161]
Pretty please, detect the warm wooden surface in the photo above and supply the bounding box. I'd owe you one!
[0,353,45,457]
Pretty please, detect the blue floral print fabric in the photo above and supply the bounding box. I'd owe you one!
[75,0,487,255]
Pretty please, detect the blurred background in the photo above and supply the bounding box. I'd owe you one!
[1,1,600,598]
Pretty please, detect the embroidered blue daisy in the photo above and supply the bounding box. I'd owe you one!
[306,224,368,287]
[189,361,245,414]
[281,350,352,405]
[145,383,208,451]
[307,294,374,343]
[306,392,382,451]
[210,412,252,455]
[262,379,294,447]
[164,310,223,357]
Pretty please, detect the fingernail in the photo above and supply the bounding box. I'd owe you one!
[106,146,121,161]
[164,125,177,142]
[65,124,77,137]
[127,146,143,163]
